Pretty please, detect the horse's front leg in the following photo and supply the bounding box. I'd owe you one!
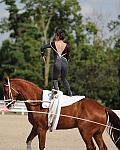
[26,126,37,150]
[38,128,47,150]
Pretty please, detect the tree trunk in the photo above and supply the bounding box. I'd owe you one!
[44,49,51,87]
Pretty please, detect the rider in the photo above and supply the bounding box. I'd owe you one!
[41,28,72,96]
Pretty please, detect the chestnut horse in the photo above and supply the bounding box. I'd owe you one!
[3,78,120,150]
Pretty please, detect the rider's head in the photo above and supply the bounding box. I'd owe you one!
[55,28,65,40]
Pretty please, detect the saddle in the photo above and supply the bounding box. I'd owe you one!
[42,89,85,132]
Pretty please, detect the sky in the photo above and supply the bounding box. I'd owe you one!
[80,0,120,18]
[0,0,120,45]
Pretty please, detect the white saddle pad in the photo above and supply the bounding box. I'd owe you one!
[42,90,85,131]
[42,90,85,108]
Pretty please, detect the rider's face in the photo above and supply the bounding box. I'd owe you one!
[55,34,60,41]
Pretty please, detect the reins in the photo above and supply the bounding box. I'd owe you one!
[4,98,49,107]
[1,104,120,133]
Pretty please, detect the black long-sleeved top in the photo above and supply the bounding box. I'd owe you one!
[41,42,70,61]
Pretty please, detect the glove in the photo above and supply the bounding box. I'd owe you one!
[42,56,47,63]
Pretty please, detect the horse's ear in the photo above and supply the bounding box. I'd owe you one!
[3,76,9,84]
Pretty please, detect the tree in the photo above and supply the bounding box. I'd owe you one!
[0,0,85,88]
[0,0,119,109]
[21,0,83,87]
[0,0,43,85]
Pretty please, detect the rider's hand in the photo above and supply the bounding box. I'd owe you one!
[43,56,47,63]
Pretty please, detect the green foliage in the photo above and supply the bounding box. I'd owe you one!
[0,0,119,109]
[108,14,120,49]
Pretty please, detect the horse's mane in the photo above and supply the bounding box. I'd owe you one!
[10,78,41,90]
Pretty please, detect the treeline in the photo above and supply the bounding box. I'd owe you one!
[0,0,120,109]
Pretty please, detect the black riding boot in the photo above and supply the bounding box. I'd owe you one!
[63,79,72,96]
[53,80,59,90]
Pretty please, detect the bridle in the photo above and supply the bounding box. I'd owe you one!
[3,78,42,107]
[4,78,19,107]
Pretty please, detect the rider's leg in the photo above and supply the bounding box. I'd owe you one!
[53,59,61,90]
[61,58,72,96]
[62,78,72,96]
[53,80,59,91]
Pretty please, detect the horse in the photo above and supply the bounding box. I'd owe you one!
[3,77,120,150]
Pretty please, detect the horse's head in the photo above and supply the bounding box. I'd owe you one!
[3,77,19,109]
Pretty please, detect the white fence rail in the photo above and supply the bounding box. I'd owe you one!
[0,101,120,117]
[0,101,26,115]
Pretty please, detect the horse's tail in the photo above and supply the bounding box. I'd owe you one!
[106,108,120,149]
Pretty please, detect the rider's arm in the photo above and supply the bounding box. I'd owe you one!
[63,43,70,61]
[41,43,51,57]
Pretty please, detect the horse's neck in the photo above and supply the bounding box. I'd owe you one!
[18,83,42,100]
[18,85,43,110]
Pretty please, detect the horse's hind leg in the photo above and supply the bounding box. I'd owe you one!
[79,130,96,150]
[26,126,37,150]
[93,131,107,150]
